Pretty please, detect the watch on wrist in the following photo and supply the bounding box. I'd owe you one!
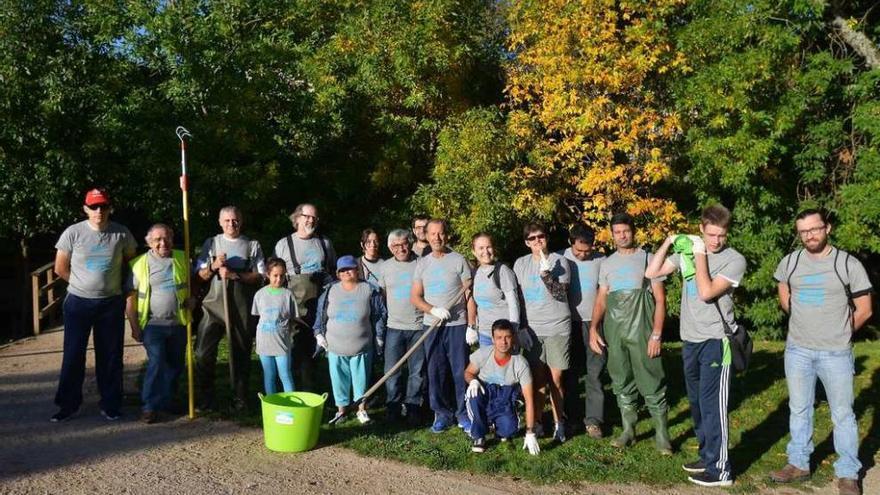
[650,334,661,341]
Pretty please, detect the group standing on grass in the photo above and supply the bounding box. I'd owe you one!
[49,188,873,494]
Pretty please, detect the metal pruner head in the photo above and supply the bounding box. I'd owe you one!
[175,126,193,142]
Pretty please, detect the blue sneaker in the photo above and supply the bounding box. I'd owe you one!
[430,417,452,433]
[458,418,472,434]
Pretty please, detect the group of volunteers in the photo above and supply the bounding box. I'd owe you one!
[50,188,872,494]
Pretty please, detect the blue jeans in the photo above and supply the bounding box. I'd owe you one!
[142,324,187,412]
[784,343,861,479]
[56,294,125,412]
[424,323,469,425]
[259,353,295,394]
[384,328,426,411]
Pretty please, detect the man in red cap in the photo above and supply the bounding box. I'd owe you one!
[51,188,137,422]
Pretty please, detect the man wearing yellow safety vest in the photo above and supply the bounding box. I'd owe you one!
[125,224,191,424]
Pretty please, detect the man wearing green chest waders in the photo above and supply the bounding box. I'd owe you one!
[589,213,671,454]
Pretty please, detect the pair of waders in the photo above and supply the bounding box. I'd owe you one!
[603,285,672,453]
[195,273,257,406]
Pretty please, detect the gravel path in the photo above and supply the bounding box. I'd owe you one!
[1,329,875,494]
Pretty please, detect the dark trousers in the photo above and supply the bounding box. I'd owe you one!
[384,328,427,411]
[55,294,125,413]
[195,310,254,403]
[291,297,319,390]
[564,320,607,426]
[466,383,521,440]
[141,324,186,412]
[424,323,469,424]
[683,339,732,479]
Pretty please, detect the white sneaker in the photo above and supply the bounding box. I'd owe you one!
[356,410,371,424]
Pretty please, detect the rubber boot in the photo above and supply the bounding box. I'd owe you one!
[651,411,673,455]
[611,404,638,448]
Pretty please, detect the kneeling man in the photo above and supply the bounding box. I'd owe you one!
[464,319,540,456]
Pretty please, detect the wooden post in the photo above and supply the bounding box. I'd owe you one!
[32,272,40,336]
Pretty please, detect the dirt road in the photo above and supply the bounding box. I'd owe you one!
[1,330,873,494]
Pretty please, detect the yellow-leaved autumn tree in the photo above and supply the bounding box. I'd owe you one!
[504,0,687,244]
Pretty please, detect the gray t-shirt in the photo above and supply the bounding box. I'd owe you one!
[325,282,374,356]
[197,234,266,275]
[774,248,873,351]
[378,257,423,330]
[668,247,747,342]
[469,346,532,386]
[272,235,336,276]
[562,248,604,322]
[360,256,384,285]
[513,253,571,337]
[599,249,663,293]
[251,286,298,356]
[413,250,471,326]
[55,220,136,298]
[130,251,178,326]
[472,264,518,334]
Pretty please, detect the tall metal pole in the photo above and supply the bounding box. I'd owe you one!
[176,126,195,419]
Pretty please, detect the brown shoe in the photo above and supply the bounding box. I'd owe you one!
[838,478,860,495]
[769,464,810,483]
[585,424,603,439]
[140,411,158,424]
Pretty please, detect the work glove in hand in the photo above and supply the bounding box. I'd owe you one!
[517,326,534,352]
[466,379,484,399]
[686,235,706,255]
[523,432,540,455]
[429,306,452,321]
[316,334,328,350]
[466,326,479,346]
[671,234,696,281]
[375,338,384,356]
[539,251,553,273]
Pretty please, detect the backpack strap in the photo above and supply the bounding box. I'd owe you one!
[286,235,302,275]
[319,235,330,273]
[831,248,856,312]
[785,249,803,310]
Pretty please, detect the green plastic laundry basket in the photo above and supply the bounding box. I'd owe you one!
[258,391,328,452]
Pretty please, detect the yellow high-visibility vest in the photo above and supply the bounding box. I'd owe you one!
[130,250,190,328]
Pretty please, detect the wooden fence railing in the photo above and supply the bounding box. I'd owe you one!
[31,262,65,335]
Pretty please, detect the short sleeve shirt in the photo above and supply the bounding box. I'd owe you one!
[130,251,178,326]
[55,220,136,298]
[598,249,663,293]
[272,235,336,276]
[472,263,518,334]
[251,286,298,356]
[561,248,604,322]
[513,253,571,337]
[668,247,747,342]
[413,250,472,326]
[469,346,532,386]
[774,248,873,350]
[360,257,384,285]
[378,257,423,330]
[197,235,266,275]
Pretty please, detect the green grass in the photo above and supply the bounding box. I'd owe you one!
[197,339,880,491]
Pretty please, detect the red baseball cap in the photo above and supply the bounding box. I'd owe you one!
[84,188,111,206]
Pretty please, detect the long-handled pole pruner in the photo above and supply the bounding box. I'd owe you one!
[176,126,196,419]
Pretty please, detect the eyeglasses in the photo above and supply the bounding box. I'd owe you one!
[390,243,409,249]
[86,204,110,211]
[299,214,318,222]
[797,225,826,238]
[526,233,546,242]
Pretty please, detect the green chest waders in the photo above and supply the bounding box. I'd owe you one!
[287,273,322,390]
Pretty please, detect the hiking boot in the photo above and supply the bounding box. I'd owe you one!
[471,437,486,453]
[141,410,158,424]
[769,464,811,483]
[100,409,121,421]
[50,408,78,423]
[682,459,706,473]
[688,471,733,487]
[611,406,637,448]
[585,423,603,439]
[838,478,860,495]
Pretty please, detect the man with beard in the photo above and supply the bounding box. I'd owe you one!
[769,209,872,495]
[273,203,337,389]
[590,213,671,454]
[411,216,430,258]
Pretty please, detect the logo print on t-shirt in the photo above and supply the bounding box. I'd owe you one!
[259,306,282,332]
[85,244,112,272]
[333,296,359,323]
[299,245,321,273]
[685,279,698,299]
[797,274,825,306]
[391,272,413,301]
[424,267,448,297]
[474,277,494,308]
[610,264,640,292]
[523,274,545,303]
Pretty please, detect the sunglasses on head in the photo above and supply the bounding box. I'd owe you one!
[526,233,546,241]
[86,203,110,211]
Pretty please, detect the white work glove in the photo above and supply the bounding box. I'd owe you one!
[315,334,328,350]
[523,432,540,456]
[517,326,534,351]
[539,251,553,273]
[687,235,706,255]
[465,379,484,399]
[429,306,452,321]
[465,326,479,346]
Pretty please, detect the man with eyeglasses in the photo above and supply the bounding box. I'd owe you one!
[411,216,430,258]
[514,221,572,443]
[378,228,425,424]
[51,188,137,422]
[272,203,336,390]
[769,209,872,495]
[195,206,266,411]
